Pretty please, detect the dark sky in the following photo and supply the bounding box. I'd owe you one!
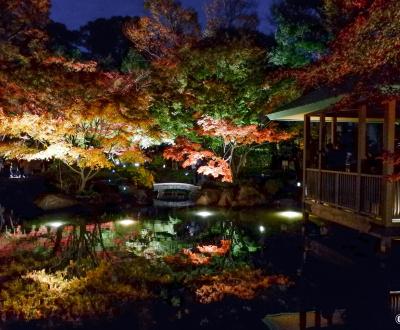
[51,0,275,32]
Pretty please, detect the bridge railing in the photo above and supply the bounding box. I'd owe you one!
[153,183,201,192]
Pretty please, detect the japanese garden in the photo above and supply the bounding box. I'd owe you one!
[1,0,400,329]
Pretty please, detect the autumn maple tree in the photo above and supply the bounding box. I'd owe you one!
[196,116,293,178]
[0,91,154,192]
[123,0,200,62]
[0,1,160,192]
[271,0,400,99]
[163,137,233,182]
[163,117,292,182]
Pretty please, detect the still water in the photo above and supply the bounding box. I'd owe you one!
[0,205,397,329]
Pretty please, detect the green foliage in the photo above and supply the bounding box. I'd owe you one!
[236,146,273,176]
[177,41,269,124]
[150,38,271,139]
[269,0,330,68]
[121,49,149,72]
[117,166,154,188]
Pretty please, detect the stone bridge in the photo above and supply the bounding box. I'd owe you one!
[153,183,201,207]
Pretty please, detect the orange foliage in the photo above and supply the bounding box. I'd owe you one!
[276,0,400,96]
[123,0,199,62]
[183,249,211,265]
[197,116,293,145]
[163,137,233,182]
[43,57,97,72]
[164,248,211,266]
[195,269,291,304]
[197,240,231,256]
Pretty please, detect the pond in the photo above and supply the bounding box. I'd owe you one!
[0,204,397,329]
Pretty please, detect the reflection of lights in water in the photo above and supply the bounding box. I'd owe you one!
[118,219,136,226]
[47,221,64,228]
[259,225,265,233]
[297,182,301,187]
[279,211,302,219]
[196,211,213,218]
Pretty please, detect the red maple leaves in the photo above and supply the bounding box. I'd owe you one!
[163,137,233,182]
[197,116,293,145]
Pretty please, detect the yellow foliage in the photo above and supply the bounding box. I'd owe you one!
[0,262,151,321]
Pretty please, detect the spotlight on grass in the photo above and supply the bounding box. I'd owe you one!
[47,221,64,228]
[279,211,302,219]
[118,219,136,226]
[196,211,213,218]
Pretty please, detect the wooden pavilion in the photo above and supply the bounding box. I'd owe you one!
[269,88,400,252]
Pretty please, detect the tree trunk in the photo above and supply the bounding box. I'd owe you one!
[64,165,99,194]
[78,176,88,193]
[58,161,64,191]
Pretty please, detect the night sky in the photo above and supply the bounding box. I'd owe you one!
[51,0,275,33]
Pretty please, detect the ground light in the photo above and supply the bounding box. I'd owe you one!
[196,211,213,218]
[47,221,64,228]
[279,210,302,219]
[118,219,136,226]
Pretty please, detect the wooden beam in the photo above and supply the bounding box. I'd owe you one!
[307,202,372,233]
[382,99,396,226]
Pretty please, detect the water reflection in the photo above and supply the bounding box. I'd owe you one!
[1,207,302,274]
[2,206,398,329]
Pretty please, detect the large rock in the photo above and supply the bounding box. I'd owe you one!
[132,188,151,205]
[196,189,220,206]
[235,185,266,207]
[35,194,78,210]
[217,189,235,207]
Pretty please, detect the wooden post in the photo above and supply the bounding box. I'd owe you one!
[382,99,396,227]
[318,115,326,199]
[331,117,337,145]
[300,311,307,330]
[356,105,367,211]
[303,115,311,204]
[315,310,321,329]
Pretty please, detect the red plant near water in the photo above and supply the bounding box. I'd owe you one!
[197,239,231,256]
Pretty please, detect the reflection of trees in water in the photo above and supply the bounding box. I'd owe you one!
[0,210,261,276]
[0,204,20,231]
[51,222,112,273]
[174,218,260,261]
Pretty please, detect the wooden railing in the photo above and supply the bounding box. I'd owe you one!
[393,181,400,219]
[390,291,400,315]
[305,168,383,217]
